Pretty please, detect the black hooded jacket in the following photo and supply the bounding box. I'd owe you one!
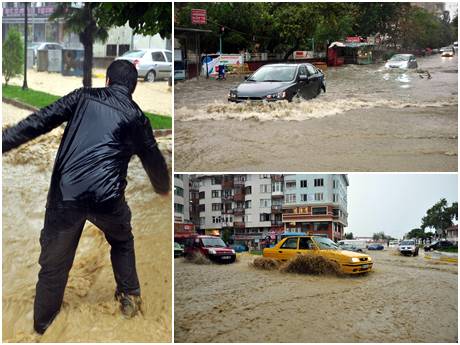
[2,84,170,209]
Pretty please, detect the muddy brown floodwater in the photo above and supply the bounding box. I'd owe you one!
[174,250,458,343]
[2,104,172,342]
[174,55,457,171]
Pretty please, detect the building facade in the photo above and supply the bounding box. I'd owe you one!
[282,174,348,241]
[179,174,348,246]
[174,174,192,232]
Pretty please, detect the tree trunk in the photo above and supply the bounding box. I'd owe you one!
[82,39,93,88]
[283,42,300,61]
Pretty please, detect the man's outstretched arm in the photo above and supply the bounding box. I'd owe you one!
[134,114,170,194]
[2,88,82,153]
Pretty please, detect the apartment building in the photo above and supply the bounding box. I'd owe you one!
[282,174,348,241]
[174,174,192,232]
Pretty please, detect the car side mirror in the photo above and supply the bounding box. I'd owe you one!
[299,75,308,82]
[244,75,249,80]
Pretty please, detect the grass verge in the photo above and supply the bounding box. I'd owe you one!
[2,84,171,129]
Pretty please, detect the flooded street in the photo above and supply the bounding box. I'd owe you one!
[175,55,457,171]
[2,104,172,342]
[174,250,458,343]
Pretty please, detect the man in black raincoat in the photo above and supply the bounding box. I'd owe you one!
[2,60,170,334]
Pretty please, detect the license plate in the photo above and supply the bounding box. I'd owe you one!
[221,256,231,260]
[361,264,369,269]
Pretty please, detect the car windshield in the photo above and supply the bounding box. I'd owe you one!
[390,55,410,61]
[122,50,145,58]
[248,65,297,82]
[400,240,415,245]
[202,237,227,247]
[314,237,339,250]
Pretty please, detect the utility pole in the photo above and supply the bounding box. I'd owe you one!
[219,26,224,54]
[22,1,28,90]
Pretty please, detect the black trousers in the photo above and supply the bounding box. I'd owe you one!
[33,202,140,334]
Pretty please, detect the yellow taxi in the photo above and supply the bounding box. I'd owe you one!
[263,235,373,274]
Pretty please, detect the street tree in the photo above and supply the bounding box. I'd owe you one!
[50,3,110,88]
[421,199,458,239]
[345,232,354,240]
[97,3,171,38]
[2,28,23,86]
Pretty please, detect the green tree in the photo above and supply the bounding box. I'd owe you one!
[50,3,110,88]
[98,3,171,38]
[345,232,354,239]
[2,28,24,86]
[421,199,458,238]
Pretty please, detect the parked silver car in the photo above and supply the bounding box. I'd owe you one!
[385,54,418,69]
[116,49,172,82]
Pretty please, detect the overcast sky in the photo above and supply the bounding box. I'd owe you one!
[347,174,458,239]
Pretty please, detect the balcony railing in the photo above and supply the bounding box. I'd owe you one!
[271,220,283,226]
[233,207,245,215]
[222,194,234,201]
[271,205,283,212]
[233,221,245,229]
[233,193,245,202]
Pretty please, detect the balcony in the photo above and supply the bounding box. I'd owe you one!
[233,193,245,202]
[271,205,283,213]
[271,175,283,182]
[271,191,284,198]
[222,208,233,214]
[233,221,245,229]
[233,207,245,216]
[222,194,234,201]
[222,179,234,189]
[271,220,283,226]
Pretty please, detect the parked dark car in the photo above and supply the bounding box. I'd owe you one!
[367,243,384,250]
[424,240,455,252]
[228,63,325,103]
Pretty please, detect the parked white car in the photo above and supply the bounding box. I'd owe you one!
[116,49,172,82]
[398,239,419,256]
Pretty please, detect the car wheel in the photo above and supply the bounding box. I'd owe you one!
[145,70,156,82]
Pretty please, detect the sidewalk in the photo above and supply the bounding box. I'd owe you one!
[424,251,458,263]
[7,68,171,116]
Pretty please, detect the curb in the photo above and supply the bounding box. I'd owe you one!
[3,97,171,137]
[424,251,458,263]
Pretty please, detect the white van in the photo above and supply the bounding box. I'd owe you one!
[337,239,367,250]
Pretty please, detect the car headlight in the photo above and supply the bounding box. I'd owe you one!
[266,91,286,100]
[208,249,216,255]
[230,249,235,254]
[229,90,237,98]
[351,257,360,263]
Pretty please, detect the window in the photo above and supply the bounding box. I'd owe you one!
[211,190,221,198]
[260,199,271,208]
[106,44,117,57]
[314,193,324,201]
[244,200,252,209]
[306,64,317,76]
[174,203,184,213]
[312,207,327,215]
[272,182,283,193]
[199,191,205,199]
[281,237,298,249]
[118,44,130,56]
[299,237,314,250]
[212,203,222,211]
[260,184,270,193]
[299,65,307,76]
[333,208,339,216]
[314,178,324,187]
[286,181,296,189]
[260,213,270,222]
[198,204,205,212]
[300,180,308,188]
[211,176,222,185]
[333,180,337,189]
[314,222,329,231]
[301,194,308,202]
[245,186,252,194]
[272,198,282,206]
[165,51,172,62]
[260,174,270,179]
[285,194,296,203]
[152,52,166,61]
[333,193,338,202]
[174,186,184,197]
